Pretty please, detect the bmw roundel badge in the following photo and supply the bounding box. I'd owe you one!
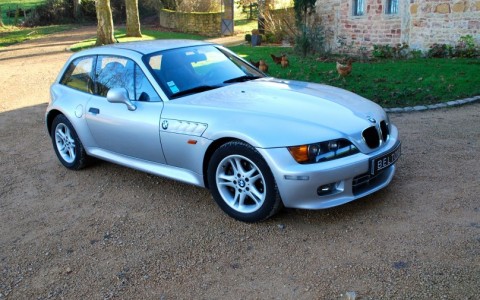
[161,120,169,130]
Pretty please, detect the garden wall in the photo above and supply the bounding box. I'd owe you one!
[315,0,480,53]
[159,9,222,37]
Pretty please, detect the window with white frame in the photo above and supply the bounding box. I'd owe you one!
[385,0,399,14]
[352,0,365,16]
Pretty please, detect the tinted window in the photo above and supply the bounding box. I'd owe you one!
[353,0,365,16]
[385,0,399,14]
[60,56,94,93]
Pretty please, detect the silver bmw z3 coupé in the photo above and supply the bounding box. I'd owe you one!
[46,40,401,222]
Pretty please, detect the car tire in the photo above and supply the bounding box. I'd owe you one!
[51,114,88,170]
[208,141,283,222]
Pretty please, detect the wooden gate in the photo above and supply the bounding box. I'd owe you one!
[221,0,234,36]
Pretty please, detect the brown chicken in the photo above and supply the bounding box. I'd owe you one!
[281,54,289,68]
[249,59,260,68]
[259,60,269,73]
[270,54,282,65]
[336,58,354,79]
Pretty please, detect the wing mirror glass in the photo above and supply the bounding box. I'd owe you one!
[106,88,137,111]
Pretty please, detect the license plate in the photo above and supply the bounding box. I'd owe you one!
[370,142,401,175]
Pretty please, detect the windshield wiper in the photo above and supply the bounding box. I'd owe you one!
[170,85,218,99]
[223,75,261,83]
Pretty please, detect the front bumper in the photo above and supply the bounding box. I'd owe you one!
[258,125,400,209]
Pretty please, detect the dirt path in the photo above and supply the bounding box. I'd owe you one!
[0,28,479,299]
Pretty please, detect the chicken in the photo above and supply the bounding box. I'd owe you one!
[270,54,282,65]
[336,58,354,79]
[281,54,289,68]
[259,60,269,73]
[249,59,260,68]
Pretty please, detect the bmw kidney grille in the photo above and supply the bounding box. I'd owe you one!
[362,120,389,149]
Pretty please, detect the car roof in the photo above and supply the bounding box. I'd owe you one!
[91,39,214,55]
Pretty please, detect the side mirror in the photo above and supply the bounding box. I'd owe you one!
[106,88,137,111]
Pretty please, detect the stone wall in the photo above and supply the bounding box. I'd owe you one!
[159,9,222,37]
[315,0,480,53]
[409,0,480,49]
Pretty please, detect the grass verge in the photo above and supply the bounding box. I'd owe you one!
[69,28,206,52]
[0,24,74,47]
[230,45,480,108]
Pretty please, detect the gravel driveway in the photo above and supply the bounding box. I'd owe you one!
[0,27,479,299]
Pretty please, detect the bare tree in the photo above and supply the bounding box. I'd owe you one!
[73,0,81,20]
[95,0,115,45]
[125,0,142,37]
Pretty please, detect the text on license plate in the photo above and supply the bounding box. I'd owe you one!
[371,142,401,175]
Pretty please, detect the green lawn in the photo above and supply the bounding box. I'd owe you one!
[230,45,480,107]
[234,18,257,34]
[68,28,206,52]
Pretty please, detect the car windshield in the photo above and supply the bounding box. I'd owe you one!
[144,45,264,99]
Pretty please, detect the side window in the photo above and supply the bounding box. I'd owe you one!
[135,65,160,102]
[60,56,94,93]
[95,56,134,100]
[385,0,399,14]
[353,0,365,16]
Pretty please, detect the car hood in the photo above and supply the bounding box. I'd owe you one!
[165,78,387,148]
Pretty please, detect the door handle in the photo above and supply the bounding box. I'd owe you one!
[89,107,100,115]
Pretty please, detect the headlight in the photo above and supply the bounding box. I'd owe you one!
[288,139,359,164]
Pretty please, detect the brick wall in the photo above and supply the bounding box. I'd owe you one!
[315,0,480,53]
[159,9,222,37]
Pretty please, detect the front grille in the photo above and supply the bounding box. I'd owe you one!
[362,121,389,149]
[363,126,380,148]
[380,120,389,141]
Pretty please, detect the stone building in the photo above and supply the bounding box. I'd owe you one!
[314,0,480,53]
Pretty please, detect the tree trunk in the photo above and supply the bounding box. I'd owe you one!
[73,0,81,20]
[125,0,142,37]
[95,0,115,46]
[0,6,4,27]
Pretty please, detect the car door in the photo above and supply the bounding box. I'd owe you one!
[85,55,166,164]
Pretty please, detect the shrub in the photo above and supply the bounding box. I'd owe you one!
[294,24,325,56]
[427,43,452,58]
[454,35,478,58]
[372,44,393,58]
[24,0,73,26]
[262,8,296,45]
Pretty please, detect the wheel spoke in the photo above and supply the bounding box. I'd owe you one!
[218,173,235,182]
[67,146,75,159]
[244,167,257,178]
[237,191,247,209]
[57,142,66,152]
[233,157,246,175]
[231,189,241,207]
[56,130,66,141]
[218,181,236,189]
[250,173,262,182]
[248,186,264,204]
